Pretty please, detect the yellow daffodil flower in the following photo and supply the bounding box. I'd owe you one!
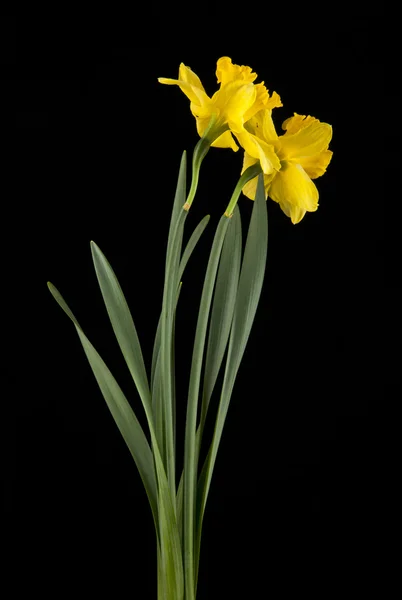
[242,111,333,224]
[158,57,281,162]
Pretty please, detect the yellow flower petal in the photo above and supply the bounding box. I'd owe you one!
[268,161,319,223]
[211,130,239,151]
[241,152,275,199]
[277,202,307,224]
[178,63,205,92]
[245,108,279,143]
[158,77,211,110]
[243,88,283,124]
[278,119,332,161]
[236,130,281,174]
[262,109,279,143]
[265,90,283,110]
[281,113,317,134]
[244,111,265,138]
[298,149,333,179]
[211,80,256,131]
[241,152,259,199]
[216,56,257,85]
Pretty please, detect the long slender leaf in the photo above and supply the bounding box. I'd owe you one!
[176,208,241,569]
[177,215,210,282]
[48,282,184,599]
[156,453,184,600]
[183,214,230,600]
[161,208,187,500]
[47,282,159,533]
[151,214,210,396]
[167,151,187,268]
[199,206,242,445]
[176,471,184,552]
[90,241,185,596]
[91,242,153,424]
[152,350,165,469]
[151,316,162,396]
[195,175,268,587]
[151,151,188,394]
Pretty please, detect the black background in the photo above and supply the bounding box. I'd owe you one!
[3,5,392,598]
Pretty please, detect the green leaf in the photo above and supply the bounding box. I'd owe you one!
[151,214,210,397]
[151,151,187,398]
[90,239,185,597]
[176,471,184,553]
[90,242,153,425]
[199,206,242,445]
[161,208,187,499]
[183,214,231,600]
[47,282,159,533]
[152,349,165,469]
[167,151,187,267]
[48,282,184,599]
[178,215,210,283]
[195,174,268,586]
[156,455,184,600]
[191,206,242,592]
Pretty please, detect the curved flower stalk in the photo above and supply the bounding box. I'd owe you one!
[241,110,333,223]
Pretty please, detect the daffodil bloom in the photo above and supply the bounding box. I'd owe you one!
[242,111,333,224]
[158,57,281,158]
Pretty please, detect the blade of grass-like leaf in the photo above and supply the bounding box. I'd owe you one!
[151,214,210,396]
[176,208,241,563]
[194,175,268,589]
[151,316,162,396]
[176,471,184,553]
[47,282,159,533]
[161,208,187,500]
[156,450,184,600]
[151,151,187,396]
[168,151,187,265]
[183,214,231,600]
[152,349,165,469]
[198,206,242,450]
[91,242,153,420]
[48,282,184,598]
[177,215,210,282]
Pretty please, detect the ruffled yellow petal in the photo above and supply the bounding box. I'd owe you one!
[216,56,257,85]
[265,90,283,110]
[268,161,318,224]
[278,120,332,161]
[281,113,317,134]
[236,130,281,174]
[298,149,333,179]
[244,89,282,125]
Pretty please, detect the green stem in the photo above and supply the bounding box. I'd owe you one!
[224,163,262,216]
[184,118,230,211]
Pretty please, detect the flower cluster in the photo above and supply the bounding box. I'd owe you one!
[159,57,333,224]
